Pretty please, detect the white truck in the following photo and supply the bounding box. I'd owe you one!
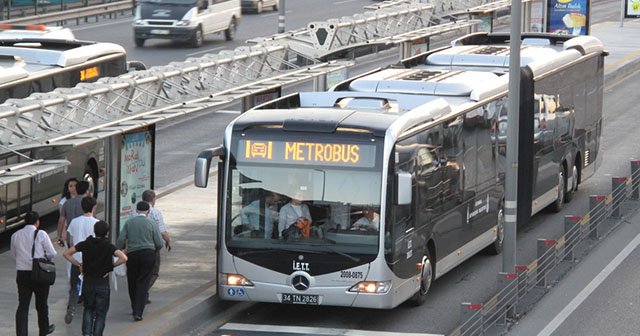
[133,0,241,48]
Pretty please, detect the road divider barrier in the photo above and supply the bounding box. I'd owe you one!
[448,159,640,336]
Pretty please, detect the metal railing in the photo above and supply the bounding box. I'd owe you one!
[0,0,131,22]
[1,0,132,25]
[448,160,640,336]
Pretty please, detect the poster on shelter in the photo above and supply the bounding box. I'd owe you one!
[546,0,590,36]
[119,129,153,227]
[625,0,640,18]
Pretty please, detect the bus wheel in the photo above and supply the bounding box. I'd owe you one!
[190,27,203,48]
[565,163,578,203]
[485,205,504,255]
[550,168,565,212]
[225,17,237,41]
[134,38,145,47]
[410,253,433,306]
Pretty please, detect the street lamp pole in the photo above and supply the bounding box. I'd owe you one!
[503,0,522,273]
[278,0,285,33]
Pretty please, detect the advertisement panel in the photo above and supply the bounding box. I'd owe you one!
[625,0,640,18]
[546,0,590,36]
[118,127,154,227]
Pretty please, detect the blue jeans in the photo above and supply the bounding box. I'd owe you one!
[81,277,110,336]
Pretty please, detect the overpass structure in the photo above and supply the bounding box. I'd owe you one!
[0,0,508,163]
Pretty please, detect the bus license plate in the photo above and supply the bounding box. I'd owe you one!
[281,293,318,305]
[151,29,170,35]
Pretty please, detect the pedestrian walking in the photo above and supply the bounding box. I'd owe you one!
[64,196,99,324]
[57,180,90,246]
[142,189,171,304]
[63,220,127,336]
[10,211,56,336]
[116,201,163,321]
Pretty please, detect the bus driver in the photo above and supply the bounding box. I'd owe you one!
[352,207,380,231]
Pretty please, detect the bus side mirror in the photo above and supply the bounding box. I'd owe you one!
[396,172,412,205]
[194,146,223,188]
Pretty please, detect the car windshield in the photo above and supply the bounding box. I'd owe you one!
[225,160,383,256]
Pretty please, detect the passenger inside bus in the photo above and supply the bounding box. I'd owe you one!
[351,207,380,231]
[239,191,280,238]
[279,191,313,239]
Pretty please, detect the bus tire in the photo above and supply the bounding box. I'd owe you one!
[485,204,504,255]
[190,27,203,48]
[410,252,433,306]
[565,162,578,203]
[225,17,237,41]
[550,167,566,212]
[134,38,145,47]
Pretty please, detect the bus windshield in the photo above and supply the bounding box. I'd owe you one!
[226,139,383,256]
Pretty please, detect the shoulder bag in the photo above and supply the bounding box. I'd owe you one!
[31,229,56,286]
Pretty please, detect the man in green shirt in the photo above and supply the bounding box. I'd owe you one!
[116,202,163,321]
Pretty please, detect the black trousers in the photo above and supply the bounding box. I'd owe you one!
[126,249,155,317]
[16,270,51,336]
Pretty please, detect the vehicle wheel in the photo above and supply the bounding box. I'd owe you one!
[225,17,237,41]
[565,163,578,203]
[485,204,504,255]
[550,167,565,212]
[256,1,263,13]
[272,0,278,10]
[134,38,145,47]
[127,60,147,71]
[410,253,433,306]
[84,164,99,199]
[190,27,203,48]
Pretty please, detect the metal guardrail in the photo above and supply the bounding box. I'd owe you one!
[2,0,131,24]
[448,160,640,336]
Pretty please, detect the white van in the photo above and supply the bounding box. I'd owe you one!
[133,0,241,48]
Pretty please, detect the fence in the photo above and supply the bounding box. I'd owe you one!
[448,159,640,336]
[0,0,130,22]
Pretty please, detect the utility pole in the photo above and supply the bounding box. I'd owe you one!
[278,0,285,33]
[503,0,522,273]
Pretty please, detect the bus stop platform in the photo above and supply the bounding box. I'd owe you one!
[1,20,640,336]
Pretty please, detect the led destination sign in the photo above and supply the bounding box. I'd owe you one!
[238,140,377,168]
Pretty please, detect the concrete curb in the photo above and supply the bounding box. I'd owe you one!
[604,56,640,88]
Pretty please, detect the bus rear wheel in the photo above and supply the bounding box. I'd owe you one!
[84,164,99,199]
[565,163,578,203]
[485,205,504,255]
[550,168,566,213]
[410,253,433,306]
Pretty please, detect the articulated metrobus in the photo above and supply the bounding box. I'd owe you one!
[195,32,605,308]
[0,25,146,234]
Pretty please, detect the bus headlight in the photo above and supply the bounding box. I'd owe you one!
[223,273,254,287]
[348,281,391,294]
[176,20,191,26]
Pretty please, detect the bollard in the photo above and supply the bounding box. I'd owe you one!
[631,160,640,200]
[564,215,581,261]
[611,177,627,218]
[461,302,483,336]
[497,272,518,324]
[589,195,605,239]
[536,239,556,288]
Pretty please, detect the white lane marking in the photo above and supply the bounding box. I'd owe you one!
[537,229,640,336]
[72,18,133,31]
[187,47,225,57]
[217,110,241,114]
[334,0,358,4]
[221,323,445,336]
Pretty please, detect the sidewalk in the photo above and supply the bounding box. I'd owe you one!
[1,20,640,336]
